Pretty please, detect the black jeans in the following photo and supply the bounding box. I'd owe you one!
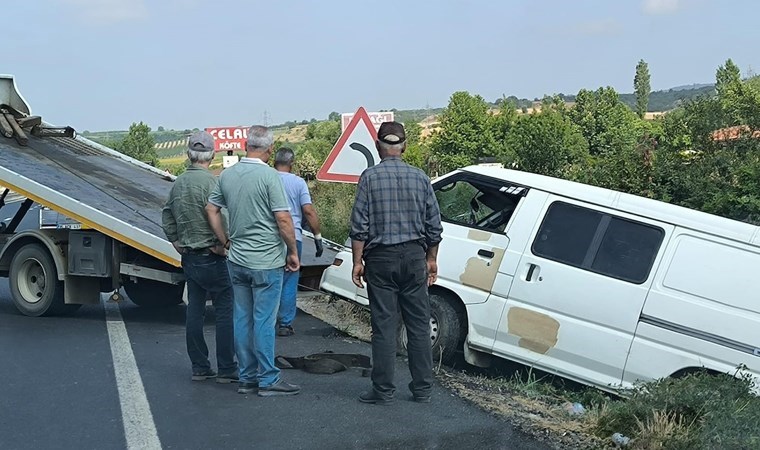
[181,252,237,374]
[364,241,433,398]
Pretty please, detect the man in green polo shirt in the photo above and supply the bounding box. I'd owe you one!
[161,130,237,383]
[206,125,301,397]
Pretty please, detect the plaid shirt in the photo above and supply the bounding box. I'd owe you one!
[349,157,443,252]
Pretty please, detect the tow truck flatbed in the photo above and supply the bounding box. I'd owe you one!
[0,74,338,316]
[0,132,177,265]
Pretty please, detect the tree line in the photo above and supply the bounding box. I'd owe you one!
[385,58,760,226]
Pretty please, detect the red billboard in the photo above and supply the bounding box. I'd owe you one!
[205,127,248,152]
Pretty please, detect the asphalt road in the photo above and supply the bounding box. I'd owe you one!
[0,283,549,450]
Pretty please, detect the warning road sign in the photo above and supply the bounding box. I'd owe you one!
[317,107,382,183]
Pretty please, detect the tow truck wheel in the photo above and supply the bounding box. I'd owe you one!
[124,278,185,307]
[397,292,462,365]
[9,243,76,317]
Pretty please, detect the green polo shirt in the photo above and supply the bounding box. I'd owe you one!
[208,158,290,270]
[162,165,225,250]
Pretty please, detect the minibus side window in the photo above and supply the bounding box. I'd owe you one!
[532,201,664,284]
[591,217,664,283]
[532,203,603,266]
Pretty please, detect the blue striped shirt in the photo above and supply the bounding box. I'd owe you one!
[349,157,443,252]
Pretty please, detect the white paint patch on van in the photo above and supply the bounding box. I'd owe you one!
[459,248,505,291]
[507,307,560,354]
[467,229,492,242]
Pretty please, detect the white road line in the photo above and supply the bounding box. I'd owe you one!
[103,298,162,450]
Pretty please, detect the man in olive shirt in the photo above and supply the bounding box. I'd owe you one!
[206,125,301,397]
[161,131,237,383]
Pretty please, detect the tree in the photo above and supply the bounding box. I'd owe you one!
[328,111,340,122]
[402,143,429,171]
[716,58,744,125]
[305,120,340,143]
[506,109,588,177]
[634,59,651,119]
[714,59,760,128]
[157,126,165,132]
[294,150,320,180]
[120,122,157,165]
[429,91,497,169]
[489,97,518,156]
[569,87,639,156]
[404,121,423,145]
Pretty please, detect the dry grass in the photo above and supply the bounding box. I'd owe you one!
[275,125,308,143]
[437,371,605,449]
[297,295,372,342]
[631,410,696,449]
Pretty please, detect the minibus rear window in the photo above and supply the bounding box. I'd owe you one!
[532,202,664,284]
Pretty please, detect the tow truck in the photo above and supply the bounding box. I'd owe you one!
[0,74,337,316]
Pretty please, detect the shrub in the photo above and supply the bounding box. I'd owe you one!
[594,370,760,449]
[309,181,356,244]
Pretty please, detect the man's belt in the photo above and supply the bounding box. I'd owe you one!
[183,247,213,255]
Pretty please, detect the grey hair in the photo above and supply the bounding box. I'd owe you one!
[187,149,215,163]
[377,140,406,154]
[275,147,295,166]
[246,125,274,150]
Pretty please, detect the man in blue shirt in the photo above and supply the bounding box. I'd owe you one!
[274,147,323,337]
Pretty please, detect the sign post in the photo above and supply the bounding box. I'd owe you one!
[341,110,394,133]
[204,127,248,153]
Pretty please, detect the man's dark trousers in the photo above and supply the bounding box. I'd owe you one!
[364,241,433,399]
[181,251,237,374]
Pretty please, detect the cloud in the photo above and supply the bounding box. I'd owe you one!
[64,0,148,24]
[571,19,624,37]
[642,0,680,15]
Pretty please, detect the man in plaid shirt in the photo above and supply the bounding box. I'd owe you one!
[349,121,443,405]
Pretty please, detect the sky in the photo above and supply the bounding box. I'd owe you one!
[4,0,758,132]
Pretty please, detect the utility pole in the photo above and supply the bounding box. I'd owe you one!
[263,110,270,127]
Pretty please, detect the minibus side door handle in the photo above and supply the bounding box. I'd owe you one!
[526,263,539,282]
[478,249,495,258]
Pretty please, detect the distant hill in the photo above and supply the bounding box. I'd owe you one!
[669,83,713,91]
[620,85,715,112]
[507,84,716,113]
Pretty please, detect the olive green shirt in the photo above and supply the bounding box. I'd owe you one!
[208,158,290,270]
[161,165,225,250]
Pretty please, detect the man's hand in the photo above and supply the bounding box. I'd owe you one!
[426,260,438,287]
[314,237,324,258]
[172,241,184,255]
[352,263,365,289]
[285,252,300,272]
[210,244,227,257]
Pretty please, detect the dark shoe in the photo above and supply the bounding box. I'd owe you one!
[216,371,239,384]
[277,325,295,337]
[359,390,395,405]
[237,381,258,394]
[258,379,301,397]
[413,395,431,403]
[191,369,217,381]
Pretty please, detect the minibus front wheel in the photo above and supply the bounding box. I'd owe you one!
[397,291,463,365]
